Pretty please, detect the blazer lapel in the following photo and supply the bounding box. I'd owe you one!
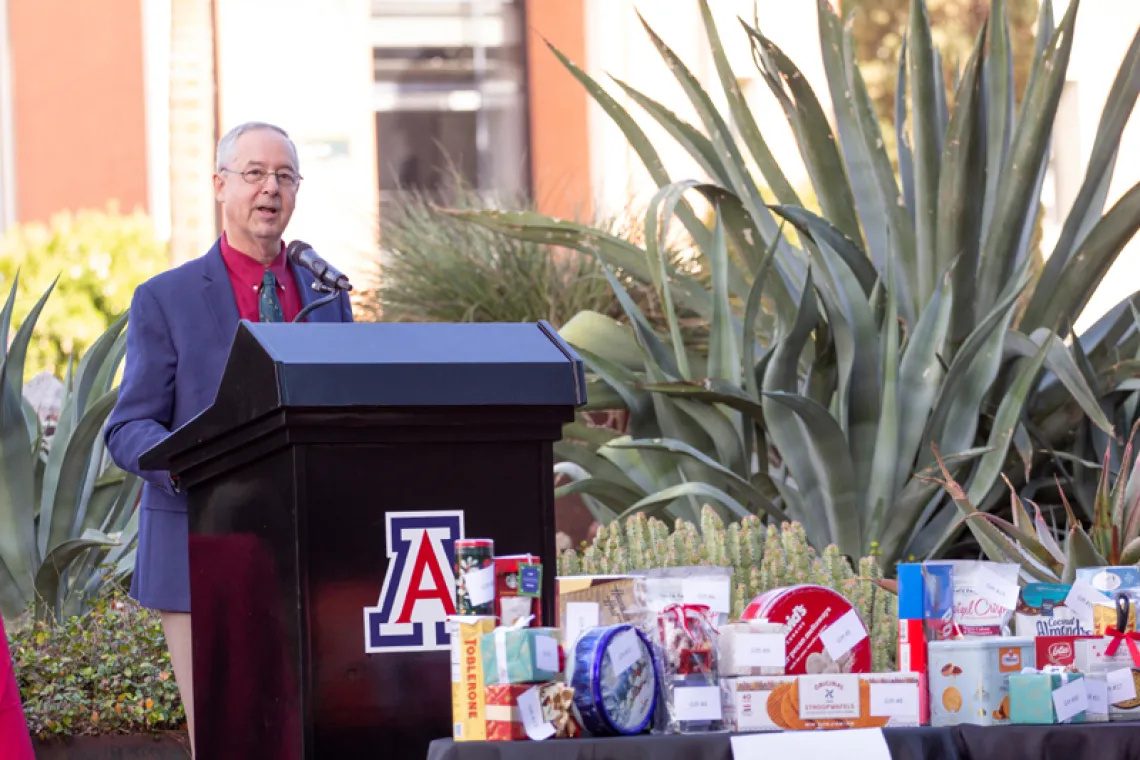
[201,242,241,344]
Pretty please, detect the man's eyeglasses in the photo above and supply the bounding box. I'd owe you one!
[221,167,302,189]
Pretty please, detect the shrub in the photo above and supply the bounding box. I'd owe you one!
[8,588,185,739]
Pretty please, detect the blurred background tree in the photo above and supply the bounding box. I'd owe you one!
[0,204,168,379]
[843,0,1040,161]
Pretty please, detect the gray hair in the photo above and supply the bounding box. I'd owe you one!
[216,121,300,173]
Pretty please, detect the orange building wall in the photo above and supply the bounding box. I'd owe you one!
[9,0,149,223]
[524,0,591,220]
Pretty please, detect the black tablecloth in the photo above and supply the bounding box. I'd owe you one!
[427,723,1140,760]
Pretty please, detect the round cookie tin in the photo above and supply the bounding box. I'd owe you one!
[742,585,873,674]
[569,624,659,736]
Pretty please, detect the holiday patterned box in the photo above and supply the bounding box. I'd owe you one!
[480,626,562,685]
[485,683,530,741]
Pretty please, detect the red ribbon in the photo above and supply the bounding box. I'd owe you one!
[661,603,717,640]
[1104,626,1140,667]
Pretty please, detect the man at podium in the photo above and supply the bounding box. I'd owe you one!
[103,121,354,756]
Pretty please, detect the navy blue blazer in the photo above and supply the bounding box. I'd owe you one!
[104,240,354,612]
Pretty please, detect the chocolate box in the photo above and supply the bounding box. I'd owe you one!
[927,637,1035,727]
[1035,635,1097,669]
[448,615,497,741]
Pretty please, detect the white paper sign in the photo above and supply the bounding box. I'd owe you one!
[517,686,556,741]
[464,566,496,607]
[1052,678,1089,722]
[1065,581,1112,624]
[869,682,920,718]
[1086,678,1109,715]
[736,633,786,668]
[973,567,1021,610]
[535,635,559,672]
[674,685,723,721]
[682,577,732,614]
[608,628,643,676]
[730,728,891,760]
[819,608,869,660]
[563,602,599,649]
[1107,668,1138,702]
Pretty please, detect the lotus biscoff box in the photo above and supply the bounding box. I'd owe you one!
[448,615,497,741]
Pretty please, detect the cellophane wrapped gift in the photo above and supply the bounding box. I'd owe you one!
[655,603,722,733]
[538,682,582,738]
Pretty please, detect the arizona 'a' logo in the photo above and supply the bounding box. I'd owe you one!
[364,510,465,653]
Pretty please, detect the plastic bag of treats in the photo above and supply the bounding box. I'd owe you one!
[655,603,723,733]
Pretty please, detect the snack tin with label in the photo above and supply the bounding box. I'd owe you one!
[569,624,659,736]
[741,585,872,674]
[927,637,1035,727]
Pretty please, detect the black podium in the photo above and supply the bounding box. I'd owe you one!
[140,320,585,760]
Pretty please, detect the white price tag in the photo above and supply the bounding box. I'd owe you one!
[563,602,599,649]
[869,682,920,718]
[517,686,556,741]
[682,577,732,614]
[730,728,890,760]
[1107,668,1138,702]
[973,567,1021,610]
[464,566,496,607]
[1086,678,1109,715]
[534,635,559,672]
[674,685,722,721]
[736,633,786,668]
[1065,581,1112,624]
[608,628,643,676]
[1052,678,1089,722]
[818,609,868,660]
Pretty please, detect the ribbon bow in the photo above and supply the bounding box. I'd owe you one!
[539,683,580,739]
[1104,627,1140,667]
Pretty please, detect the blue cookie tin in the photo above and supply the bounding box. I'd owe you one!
[569,624,659,736]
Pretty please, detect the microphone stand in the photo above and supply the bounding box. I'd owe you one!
[293,281,344,323]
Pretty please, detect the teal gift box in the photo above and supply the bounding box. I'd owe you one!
[479,626,562,685]
[1010,672,1087,725]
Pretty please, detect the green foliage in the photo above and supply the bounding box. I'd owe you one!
[0,205,167,379]
[558,508,898,672]
[449,0,1140,569]
[0,276,139,622]
[9,589,184,738]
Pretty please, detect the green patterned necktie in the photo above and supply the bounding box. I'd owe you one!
[259,270,285,322]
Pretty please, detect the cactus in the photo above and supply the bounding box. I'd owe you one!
[559,507,898,672]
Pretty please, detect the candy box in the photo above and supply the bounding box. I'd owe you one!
[742,585,872,674]
[1009,672,1087,725]
[480,626,562,686]
[718,620,788,677]
[1076,566,1140,593]
[485,683,531,741]
[927,637,1035,726]
[496,555,542,627]
[448,615,497,741]
[1016,583,1092,637]
[1035,635,1097,669]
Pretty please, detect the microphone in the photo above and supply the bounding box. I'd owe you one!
[286,240,353,292]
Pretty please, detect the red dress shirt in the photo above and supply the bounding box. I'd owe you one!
[219,232,303,323]
[0,617,34,760]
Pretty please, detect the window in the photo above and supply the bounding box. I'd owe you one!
[371,0,530,224]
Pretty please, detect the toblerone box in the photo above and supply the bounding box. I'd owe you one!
[448,615,497,741]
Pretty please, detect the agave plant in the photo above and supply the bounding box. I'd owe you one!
[0,274,140,622]
[448,0,1140,568]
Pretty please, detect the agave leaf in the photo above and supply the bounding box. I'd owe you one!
[73,313,128,420]
[697,0,799,206]
[743,224,783,401]
[763,391,862,557]
[646,181,703,377]
[742,20,862,244]
[0,271,16,364]
[896,35,916,222]
[966,335,1050,505]
[606,438,787,522]
[1003,473,1037,536]
[554,441,643,494]
[907,0,940,304]
[1029,182,1140,335]
[1029,500,1067,565]
[770,205,877,297]
[618,481,754,522]
[976,0,1077,319]
[560,311,643,371]
[552,471,642,514]
[1121,536,1140,565]
[981,0,1014,242]
[643,380,765,426]
[0,354,36,608]
[442,209,713,320]
[939,25,987,347]
[563,421,620,448]
[1063,523,1108,584]
[706,211,739,385]
[957,512,1062,574]
[671,396,748,479]
[865,258,900,546]
[1004,329,1113,434]
[3,278,57,400]
[32,529,123,616]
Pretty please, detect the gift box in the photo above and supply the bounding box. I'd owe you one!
[496,555,543,627]
[538,682,581,738]
[485,684,530,741]
[1009,671,1087,725]
[480,626,562,685]
[718,620,787,677]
